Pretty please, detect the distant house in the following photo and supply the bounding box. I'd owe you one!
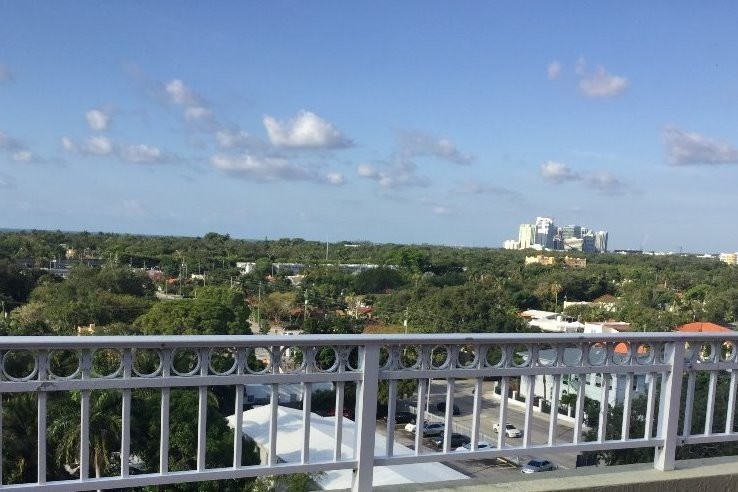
[676,322,733,333]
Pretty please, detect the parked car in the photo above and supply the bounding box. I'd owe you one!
[521,458,556,473]
[405,421,445,437]
[435,402,461,415]
[493,422,522,438]
[431,433,470,449]
[455,441,493,452]
[382,411,415,425]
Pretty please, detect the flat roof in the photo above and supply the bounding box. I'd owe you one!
[227,405,468,490]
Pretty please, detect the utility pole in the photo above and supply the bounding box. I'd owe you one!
[257,282,262,326]
[303,289,309,323]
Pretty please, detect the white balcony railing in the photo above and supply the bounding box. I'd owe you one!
[0,333,736,491]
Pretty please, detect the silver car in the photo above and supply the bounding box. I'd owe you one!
[521,458,556,473]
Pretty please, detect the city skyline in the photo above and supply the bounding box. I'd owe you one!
[2,3,738,252]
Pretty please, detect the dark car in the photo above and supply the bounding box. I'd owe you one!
[435,402,461,415]
[431,433,470,449]
[382,411,415,425]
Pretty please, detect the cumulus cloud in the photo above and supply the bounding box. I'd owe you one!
[263,110,352,149]
[324,172,345,186]
[211,152,328,182]
[184,106,213,123]
[397,130,473,165]
[61,136,177,165]
[215,129,261,149]
[11,151,32,163]
[578,66,629,98]
[540,161,581,183]
[664,126,738,166]
[85,109,110,131]
[0,172,14,188]
[165,79,199,106]
[356,160,430,189]
[547,61,562,80]
[0,64,11,82]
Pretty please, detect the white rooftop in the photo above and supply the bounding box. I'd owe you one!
[227,405,468,490]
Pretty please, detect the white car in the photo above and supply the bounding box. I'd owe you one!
[493,422,522,438]
[455,441,493,452]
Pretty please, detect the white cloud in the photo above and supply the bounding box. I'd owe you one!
[85,136,114,155]
[0,172,14,188]
[61,136,177,165]
[11,150,32,162]
[397,130,473,165]
[211,152,326,183]
[120,144,164,163]
[215,129,259,149]
[578,66,629,98]
[184,106,212,122]
[664,126,738,166]
[547,61,562,80]
[0,131,24,152]
[0,64,11,82]
[356,160,430,189]
[324,172,345,185]
[263,110,352,149]
[165,79,198,106]
[540,161,581,183]
[85,109,110,131]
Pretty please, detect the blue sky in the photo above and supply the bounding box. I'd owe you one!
[2,2,738,252]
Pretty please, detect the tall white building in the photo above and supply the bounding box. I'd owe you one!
[535,217,556,249]
[518,224,535,249]
[595,231,608,253]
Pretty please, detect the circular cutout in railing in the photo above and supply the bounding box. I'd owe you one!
[457,344,478,368]
[536,343,556,366]
[279,346,306,373]
[612,342,631,365]
[562,343,582,367]
[49,349,80,379]
[315,346,338,372]
[209,348,237,376]
[636,343,654,365]
[92,348,123,378]
[484,345,503,367]
[2,349,37,381]
[399,345,421,370]
[345,346,360,371]
[721,341,736,362]
[132,348,162,377]
[431,345,450,369]
[171,348,200,376]
[510,344,531,368]
[587,342,607,366]
[698,342,715,363]
[246,347,271,374]
[684,341,697,363]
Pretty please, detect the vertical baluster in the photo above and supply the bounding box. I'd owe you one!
[37,350,48,485]
[385,379,397,457]
[160,349,171,475]
[334,381,345,461]
[682,371,696,437]
[233,348,246,468]
[725,370,737,434]
[497,377,508,449]
[548,374,561,445]
[268,345,280,466]
[197,349,209,472]
[655,341,685,471]
[573,375,585,444]
[79,350,91,481]
[523,374,535,448]
[302,380,312,464]
[597,373,610,443]
[471,377,483,450]
[443,378,455,453]
[415,377,427,455]
[0,392,3,486]
[121,349,132,477]
[351,345,379,492]
[644,373,657,439]
[621,373,633,440]
[705,371,718,435]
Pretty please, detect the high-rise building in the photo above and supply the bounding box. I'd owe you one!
[561,225,582,240]
[518,224,535,249]
[535,217,556,249]
[582,233,596,253]
[595,231,608,253]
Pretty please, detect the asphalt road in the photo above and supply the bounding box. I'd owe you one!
[410,378,580,469]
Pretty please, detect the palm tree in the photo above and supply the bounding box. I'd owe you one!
[48,390,122,479]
